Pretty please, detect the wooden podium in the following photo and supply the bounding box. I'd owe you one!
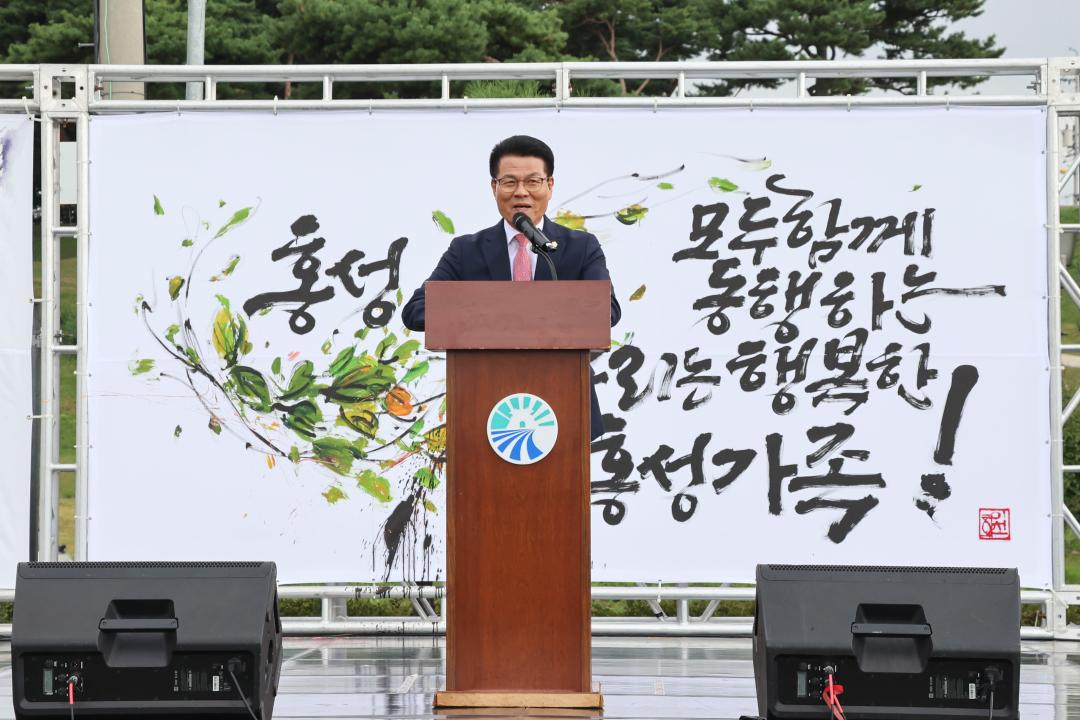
[425,280,610,710]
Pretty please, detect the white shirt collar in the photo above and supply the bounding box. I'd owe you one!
[503,216,545,245]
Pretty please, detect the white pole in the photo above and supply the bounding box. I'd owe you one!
[97,0,145,100]
[185,0,206,101]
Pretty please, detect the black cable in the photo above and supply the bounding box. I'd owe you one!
[533,246,558,280]
[228,669,259,720]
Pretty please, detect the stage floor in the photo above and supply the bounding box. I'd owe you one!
[1,636,1078,718]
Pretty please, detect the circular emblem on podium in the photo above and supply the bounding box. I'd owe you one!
[487,393,558,465]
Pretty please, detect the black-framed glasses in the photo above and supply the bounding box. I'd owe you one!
[494,176,549,192]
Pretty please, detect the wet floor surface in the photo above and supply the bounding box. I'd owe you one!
[2,636,1079,718]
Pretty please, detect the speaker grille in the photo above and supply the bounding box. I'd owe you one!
[26,561,265,569]
[765,564,1010,575]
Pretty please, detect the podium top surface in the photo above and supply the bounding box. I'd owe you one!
[424,280,612,351]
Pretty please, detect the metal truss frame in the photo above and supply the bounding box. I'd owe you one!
[1,58,1078,639]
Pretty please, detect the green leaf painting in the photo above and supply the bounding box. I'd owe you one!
[213,206,254,239]
[392,339,420,364]
[280,399,322,439]
[322,486,347,504]
[153,195,164,215]
[431,210,455,234]
[657,182,674,190]
[629,285,646,301]
[280,360,319,401]
[173,425,182,438]
[615,204,648,225]
[210,255,241,282]
[312,437,360,476]
[708,177,739,192]
[329,347,359,378]
[375,332,397,360]
[136,199,461,577]
[401,361,430,384]
[229,366,273,412]
[357,469,392,503]
[212,305,252,367]
[911,184,923,192]
[415,467,439,490]
[130,358,155,375]
[554,209,586,231]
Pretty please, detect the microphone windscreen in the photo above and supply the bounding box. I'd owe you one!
[511,212,532,232]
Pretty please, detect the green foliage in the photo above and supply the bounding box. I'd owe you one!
[0,602,10,623]
[275,596,422,617]
[2,0,279,98]
[1,0,1003,100]
[2,3,95,64]
[700,0,1004,96]
[1062,368,1080,514]
[273,0,565,99]
[278,597,320,616]
[554,0,720,96]
[461,79,546,99]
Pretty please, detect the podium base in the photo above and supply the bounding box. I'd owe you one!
[434,691,604,709]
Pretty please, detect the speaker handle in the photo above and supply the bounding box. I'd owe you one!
[98,618,179,632]
[850,622,931,638]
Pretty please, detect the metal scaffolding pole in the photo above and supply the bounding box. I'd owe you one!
[1,57,1078,638]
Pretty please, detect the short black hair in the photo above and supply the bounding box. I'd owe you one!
[489,135,554,178]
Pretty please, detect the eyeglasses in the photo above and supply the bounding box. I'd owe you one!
[494,176,550,192]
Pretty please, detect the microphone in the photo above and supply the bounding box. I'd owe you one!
[512,212,558,252]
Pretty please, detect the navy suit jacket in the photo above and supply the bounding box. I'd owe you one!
[402,218,621,439]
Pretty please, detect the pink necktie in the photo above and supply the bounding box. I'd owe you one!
[512,233,531,281]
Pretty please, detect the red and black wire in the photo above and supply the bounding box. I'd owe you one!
[822,672,847,720]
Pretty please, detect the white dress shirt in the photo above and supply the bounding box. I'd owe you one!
[503,218,543,279]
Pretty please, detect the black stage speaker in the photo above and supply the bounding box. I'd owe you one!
[11,561,282,719]
[753,564,1019,720]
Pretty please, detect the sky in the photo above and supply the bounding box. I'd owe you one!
[956,0,1080,59]
[951,0,1080,102]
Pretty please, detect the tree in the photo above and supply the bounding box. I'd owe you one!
[2,0,281,98]
[274,0,567,99]
[547,0,724,95]
[705,0,1004,95]
[142,0,281,98]
[2,0,95,64]
[1,1,279,68]
[0,0,1004,100]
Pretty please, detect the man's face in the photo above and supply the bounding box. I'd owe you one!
[491,155,553,227]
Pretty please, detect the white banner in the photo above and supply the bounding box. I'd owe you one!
[0,115,34,587]
[87,108,1051,586]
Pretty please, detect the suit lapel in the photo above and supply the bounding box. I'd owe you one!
[533,217,563,281]
[479,220,512,281]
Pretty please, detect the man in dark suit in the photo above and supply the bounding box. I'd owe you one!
[402,134,620,439]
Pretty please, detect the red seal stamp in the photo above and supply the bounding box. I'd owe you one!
[979,508,1010,541]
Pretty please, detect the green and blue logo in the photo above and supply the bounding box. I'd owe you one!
[487,393,558,465]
